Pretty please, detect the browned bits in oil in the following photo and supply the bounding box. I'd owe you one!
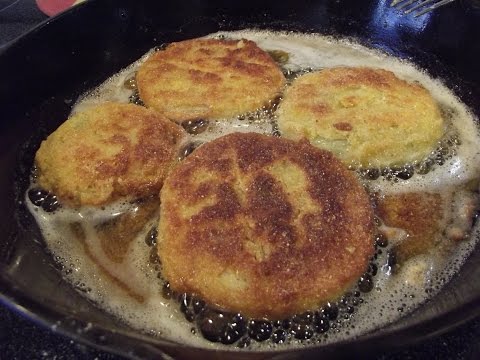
[448,134,461,146]
[358,273,374,293]
[359,168,380,180]
[178,142,202,161]
[123,74,137,90]
[145,226,158,247]
[181,119,209,135]
[394,165,414,180]
[414,130,461,175]
[162,282,173,299]
[70,222,86,241]
[283,68,313,83]
[267,95,283,113]
[149,247,160,264]
[236,95,281,125]
[268,49,290,65]
[416,158,434,175]
[375,233,388,248]
[129,91,145,106]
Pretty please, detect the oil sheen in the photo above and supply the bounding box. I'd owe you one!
[26,30,480,350]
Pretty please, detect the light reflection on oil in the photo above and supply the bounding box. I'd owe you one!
[371,0,432,36]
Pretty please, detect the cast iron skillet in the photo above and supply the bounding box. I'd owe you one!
[1,0,480,358]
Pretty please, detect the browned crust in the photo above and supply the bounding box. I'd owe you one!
[35,102,186,206]
[376,192,446,263]
[137,38,286,122]
[277,67,444,167]
[158,133,375,319]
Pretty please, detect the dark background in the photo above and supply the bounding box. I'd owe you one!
[1,0,480,359]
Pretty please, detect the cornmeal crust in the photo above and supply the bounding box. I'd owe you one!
[137,38,286,122]
[277,67,444,167]
[158,132,374,319]
[35,102,185,206]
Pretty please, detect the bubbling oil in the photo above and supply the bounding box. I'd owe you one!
[26,30,480,350]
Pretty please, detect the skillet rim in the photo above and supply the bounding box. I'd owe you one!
[1,0,480,357]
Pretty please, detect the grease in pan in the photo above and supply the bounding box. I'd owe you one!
[26,30,480,349]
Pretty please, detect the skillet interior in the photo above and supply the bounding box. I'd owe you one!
[1,0,480,358]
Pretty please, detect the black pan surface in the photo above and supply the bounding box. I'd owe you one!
[1,0,480,358]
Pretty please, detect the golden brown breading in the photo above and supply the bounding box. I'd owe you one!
[35,102,186,206]
[376,192,447,263]
[137,38,286,122]
[158,132,374,319]
[277,67,444,167]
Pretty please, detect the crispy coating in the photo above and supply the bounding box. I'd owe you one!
[35,103,186,207]
[137,38,286,122]
[158,132,374,319]
[277,67,444,167]
[377,192,446,264]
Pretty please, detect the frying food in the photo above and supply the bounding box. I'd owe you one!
[35,102,186,206]
[158,132,375,319]
[377,190,479,265]
[27,30,480,348]
[136,38,286,122]
[277,67,444,167]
